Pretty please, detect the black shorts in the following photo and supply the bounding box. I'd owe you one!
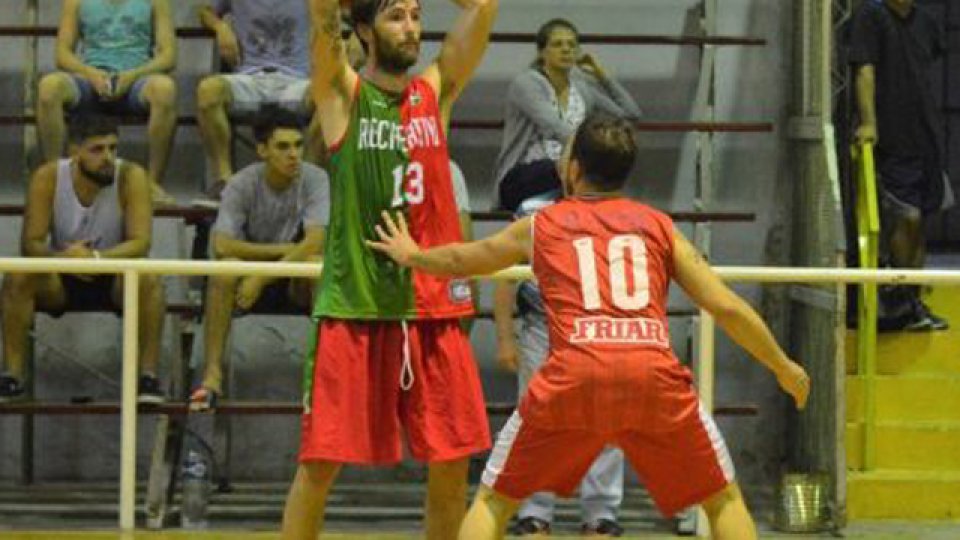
[48,274,118,317]
[876,153,935,211]
[234,279,310,316]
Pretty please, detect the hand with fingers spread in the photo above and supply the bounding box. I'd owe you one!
[366,210,421,267]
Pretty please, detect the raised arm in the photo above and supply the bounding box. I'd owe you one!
[671,230,809,409]
[422,0,498,120]
[368,211,530,277]
[310,0,359,146]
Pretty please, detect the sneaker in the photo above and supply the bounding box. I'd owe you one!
[916,302,949,331]
[137,375,165,404]
[582,518,624,537]
[0,375,25,403]
[188,386,219,413]
[510,516,551,536]
[191,179,227,210]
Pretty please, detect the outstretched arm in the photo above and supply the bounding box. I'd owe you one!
[310,0,359,146]
[672,230,810,410]
[422,0,498,122]
[367,210,530,277]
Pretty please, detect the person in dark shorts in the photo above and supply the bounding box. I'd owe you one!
[189,109,330,412]
[0,115,166,403]
[850,0,951,331]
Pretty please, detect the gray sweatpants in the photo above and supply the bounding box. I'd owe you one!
[515,312,624,524]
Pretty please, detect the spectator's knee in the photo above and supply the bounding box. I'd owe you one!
[37,73,72,109]
[143,75,177,108]
[197,76,229,112]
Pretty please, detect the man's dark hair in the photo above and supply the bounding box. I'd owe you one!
[252,106,305,144]
[535,18,579,53]
[571,112,638,191]
[350,0,420,29]
[68,114,119,145]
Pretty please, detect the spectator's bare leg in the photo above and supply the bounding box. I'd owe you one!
[0,273,67,379]
[196,76,234,182]
[281,461,342,539]
[458,486,519,540]
[141,74,178,203]
[426,458,470,540]
[201,273,239,394]
[113,274,166,376]
[36,73,78,161]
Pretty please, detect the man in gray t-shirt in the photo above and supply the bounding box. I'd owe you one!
[191,111,330,411]
[196,0,320,196]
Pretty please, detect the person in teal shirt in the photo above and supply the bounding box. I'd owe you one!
[37,0,178,205]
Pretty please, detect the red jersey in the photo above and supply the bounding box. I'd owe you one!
[521,196,695,432]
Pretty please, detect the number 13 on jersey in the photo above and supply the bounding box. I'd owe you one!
[573,235,650,310]
[391,162,425,207]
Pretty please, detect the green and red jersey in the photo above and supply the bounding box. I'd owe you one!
[313,77,474,320]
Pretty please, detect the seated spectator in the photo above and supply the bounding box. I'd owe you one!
[0,115,166,403]
[196,0,321,201]
[492,18,642,212]
[189,110,330,412]
[36,0,178,205]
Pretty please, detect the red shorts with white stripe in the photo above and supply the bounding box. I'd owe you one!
[299,319,491,465]
[482,401,734,518]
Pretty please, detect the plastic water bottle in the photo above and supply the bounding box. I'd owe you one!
[180,450,209,529]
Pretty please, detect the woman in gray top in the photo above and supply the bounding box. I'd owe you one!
[492,18,642,211]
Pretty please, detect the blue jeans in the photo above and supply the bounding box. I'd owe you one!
[67,74,150,115]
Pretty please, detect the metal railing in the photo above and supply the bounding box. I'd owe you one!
[0,257,954,530]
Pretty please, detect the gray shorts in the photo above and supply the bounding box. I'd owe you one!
[67,74,151,116]
[223,71,312,117]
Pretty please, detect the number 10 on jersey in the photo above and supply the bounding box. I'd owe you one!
[573,235,650,310]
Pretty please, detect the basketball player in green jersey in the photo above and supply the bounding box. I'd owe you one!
[281,1,498,538]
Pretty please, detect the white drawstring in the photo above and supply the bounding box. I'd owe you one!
[400,320,414,391]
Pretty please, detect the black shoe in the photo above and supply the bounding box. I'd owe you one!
[137,375,164,404]
[582,518,624,537]
[916,303,949,331]
[0,375,25,402]
[510,516,551,535]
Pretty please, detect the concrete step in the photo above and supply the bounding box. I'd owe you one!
[847,421,960,471]
[847,469,960,519]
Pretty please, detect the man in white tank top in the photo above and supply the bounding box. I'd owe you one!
[0,115,166,404]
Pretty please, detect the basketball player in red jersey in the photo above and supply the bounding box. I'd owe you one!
[369,112,811,540]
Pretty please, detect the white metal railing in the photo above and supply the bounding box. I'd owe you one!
[1,258,958,531]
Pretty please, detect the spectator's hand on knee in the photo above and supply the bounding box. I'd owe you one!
[113,72,137,99]
[236,276,265,311]
[83,68,112,98]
